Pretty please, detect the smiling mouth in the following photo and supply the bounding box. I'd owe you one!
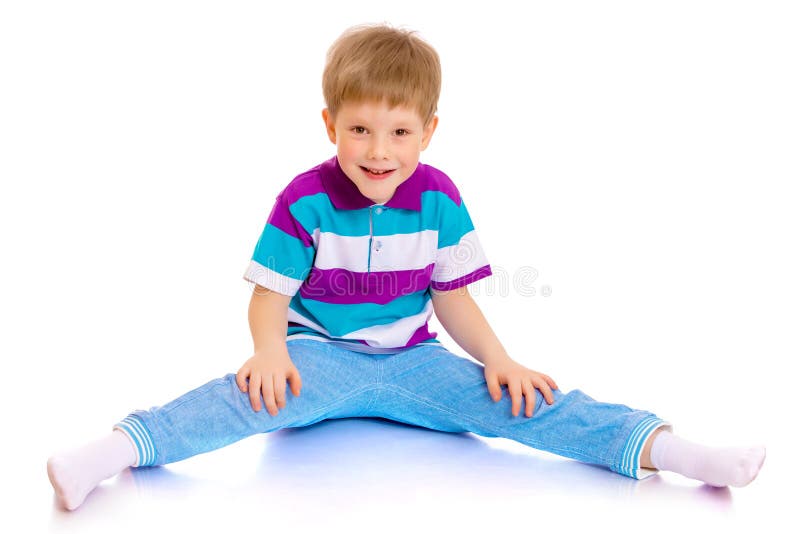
[361,166,396,180]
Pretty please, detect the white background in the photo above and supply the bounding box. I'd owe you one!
[1,1,797,532]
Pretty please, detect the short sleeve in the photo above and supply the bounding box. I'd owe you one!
[242,193,316,296]
[430,196,492,291]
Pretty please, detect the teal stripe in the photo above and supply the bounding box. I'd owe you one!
[115,415,157,467]
[621,416,664,478]
[114,420,145,467]
[291,290,429,337]
[621,417,651,476]
[290,193,366,236]
[287,325,317,335]
[425,192,475,248]
[126,416,155,466]
[288,190,471,242]
[633,419,665,477]
[251,224,314,281]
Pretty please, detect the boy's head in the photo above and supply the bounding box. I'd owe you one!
[321,24,441,205]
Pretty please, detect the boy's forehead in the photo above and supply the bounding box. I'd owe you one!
[335,99,427,123]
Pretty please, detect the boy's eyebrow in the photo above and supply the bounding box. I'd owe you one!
[343,116,417,128]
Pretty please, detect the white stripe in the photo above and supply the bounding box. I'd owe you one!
[288,307,328,333]
[315,230,439,272]
[243,260,304,296]
[369,230,438,272]
[432,230,489,283]
[288,300,434,349]
[343,300,434,348]
[126,416,155,466]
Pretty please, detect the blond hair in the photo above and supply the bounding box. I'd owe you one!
[322,24,441,125]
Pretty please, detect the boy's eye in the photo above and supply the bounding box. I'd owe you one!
[394,129,409,136]
[352,126,367,134]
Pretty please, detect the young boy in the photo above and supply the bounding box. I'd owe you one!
[47,24,765,511]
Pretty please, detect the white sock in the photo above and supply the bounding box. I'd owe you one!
[649,430,766,487]
[47,429,138,510]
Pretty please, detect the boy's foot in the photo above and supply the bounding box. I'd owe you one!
[650,431,766,487]
[47,430,137,510]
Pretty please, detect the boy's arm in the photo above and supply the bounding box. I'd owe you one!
[236,284,302,415]
[430,287,509,365]
[248,284,292,352]
[431,287,558,417]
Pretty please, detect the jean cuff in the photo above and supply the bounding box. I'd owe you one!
[113,413,158,467]
[617,416,673,479]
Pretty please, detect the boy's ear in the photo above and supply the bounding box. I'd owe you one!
[420,115,439,151]
[321,108,337,144]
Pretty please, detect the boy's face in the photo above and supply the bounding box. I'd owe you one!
[322,100,438,204]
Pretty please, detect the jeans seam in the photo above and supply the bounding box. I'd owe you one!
[359,356,383,416]
[304,384,378,421]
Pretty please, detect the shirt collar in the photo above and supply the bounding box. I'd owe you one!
[319,156,424,211]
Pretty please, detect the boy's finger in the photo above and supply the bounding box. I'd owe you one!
[262,375,278,416]
[274,373,287,409]
[522,381,536,417]
[536,378,555,404]
[485,373,502,402]
[288,368,302,396]
[508,381,522,416]
[249,374,262,411]
[235,368,248,392]
[545,375,558,391]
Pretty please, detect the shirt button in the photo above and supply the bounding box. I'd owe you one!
[375,207,383,215]
[375,240,383,251]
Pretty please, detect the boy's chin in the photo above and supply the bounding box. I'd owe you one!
[356,184,397,204]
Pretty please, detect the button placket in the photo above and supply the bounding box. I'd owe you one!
[373,205,384,256]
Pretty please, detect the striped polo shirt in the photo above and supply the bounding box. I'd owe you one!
[242,156,492,354]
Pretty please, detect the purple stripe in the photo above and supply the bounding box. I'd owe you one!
[266,192,315,247]
[282,166,329,205]
[421,164,461,207]
[401,323,438,347]
[353,322,437,348]
[430,265,493,291]
[299,264,434,304]
[264,165,331,247]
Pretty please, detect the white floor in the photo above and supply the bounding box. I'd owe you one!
[35,414,784,534]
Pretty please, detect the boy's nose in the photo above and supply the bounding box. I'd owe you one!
[367,136,389,159]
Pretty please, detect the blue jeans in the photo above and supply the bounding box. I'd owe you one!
[114,339,670,480]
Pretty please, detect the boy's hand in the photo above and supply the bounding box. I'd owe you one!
[235,344,302,415]
[483,355,558,418]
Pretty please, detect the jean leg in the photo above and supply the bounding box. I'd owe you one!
[113,339,379,466]
[375,344,670,480]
